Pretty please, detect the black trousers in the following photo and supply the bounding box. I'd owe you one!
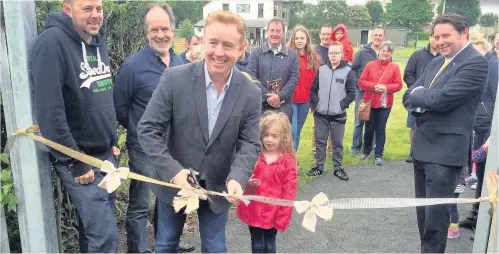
[414,160,461,253]
[249,226,277,253]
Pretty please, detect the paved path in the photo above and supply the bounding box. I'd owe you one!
[184,161,476,253]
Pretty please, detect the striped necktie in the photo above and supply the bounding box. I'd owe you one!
[429,58,450,88]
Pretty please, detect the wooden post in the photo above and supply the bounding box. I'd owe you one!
[0,1,58,252]
[473,65,499,253]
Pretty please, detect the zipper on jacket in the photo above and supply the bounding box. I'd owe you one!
[481,101,491,116]
[327,68,334,115]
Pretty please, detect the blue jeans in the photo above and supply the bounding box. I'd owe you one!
[53,156,118,253]
[126,148,153,253]
[155,197,228,253]
[352,89,375,150]
[363,107,391,158]
[292,102,310,151]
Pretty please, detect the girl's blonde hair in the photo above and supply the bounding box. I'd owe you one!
[260,111,294,154]
[187,44,204,62]
[287,25,321,71]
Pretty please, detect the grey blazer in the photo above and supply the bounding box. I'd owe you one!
[403,44,488,167]
[137,60,262,214]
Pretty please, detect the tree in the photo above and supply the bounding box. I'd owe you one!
[346,5,372,27]
[168,1,204,27]
[383,0,433,31]
[479,13,499,28]
[177,18,194,38]
[437,0,481,27]
[366,0,384,25]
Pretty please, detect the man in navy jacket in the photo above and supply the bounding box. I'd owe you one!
[403,36,439,163]
[403,13,488,253]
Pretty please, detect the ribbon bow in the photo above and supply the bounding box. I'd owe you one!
[98,160,130,193]
[173,189,208,214]
[294,192,334,232]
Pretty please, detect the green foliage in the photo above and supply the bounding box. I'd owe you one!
[177,18,194,38]
[290,1,348,30]
[366,0,384,25]
[346,5,372,27]
[479,13,499,28]
[437,0,481,27]
[167,1,204,28]
[383,0,433,31]
[408,32,432,40]
[0,155,18,213]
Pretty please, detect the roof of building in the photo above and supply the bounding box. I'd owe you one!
[194,19,270,28]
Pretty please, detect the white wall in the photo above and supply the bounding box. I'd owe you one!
[203,0,275,20]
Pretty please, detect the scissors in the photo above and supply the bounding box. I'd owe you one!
[188,168,214,204]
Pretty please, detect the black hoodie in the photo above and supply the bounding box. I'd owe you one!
[30,12,116,177]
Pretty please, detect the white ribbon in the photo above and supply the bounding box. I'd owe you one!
[98,160,130,193]
[294,192,334,232]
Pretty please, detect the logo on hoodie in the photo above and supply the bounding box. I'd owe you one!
[78,45,112,93]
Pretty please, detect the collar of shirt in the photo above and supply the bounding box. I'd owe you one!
[446,42,470,63]
[144,43,180,66]
[204,61,233,91]
[263,42,288,56]
[268,42,282,54]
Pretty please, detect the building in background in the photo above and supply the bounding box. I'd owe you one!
[193,0,290,47]
[347,27,407,47]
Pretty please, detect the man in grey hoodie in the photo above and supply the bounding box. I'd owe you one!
[308,42,356,180]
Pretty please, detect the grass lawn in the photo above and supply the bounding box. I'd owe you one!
[295,44,424,187]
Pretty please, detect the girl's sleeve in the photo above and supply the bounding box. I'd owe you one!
[358,63,376,91]
[385,65,403,94]
[274,156,298,232]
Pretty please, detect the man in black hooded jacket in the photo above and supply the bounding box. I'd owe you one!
[30,0,118,252]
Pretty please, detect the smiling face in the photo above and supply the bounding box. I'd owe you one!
[268,22,284,48]
[145,6,174,56]
[378,46,393,61]
[63,0,103,42]
[203,21,245,80]
[432,23,468,58]
[294,30,307,51]
[371,28,385,47]
[320,27,332,46]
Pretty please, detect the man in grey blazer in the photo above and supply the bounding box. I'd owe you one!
[137,10,262,253]
[403,13,488,253]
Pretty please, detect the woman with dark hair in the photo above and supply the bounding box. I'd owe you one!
[358,41,402,166]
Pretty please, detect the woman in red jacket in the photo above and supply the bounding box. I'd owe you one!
[358,41,402,166]
[237,111,298,253]
[287,25,321,152]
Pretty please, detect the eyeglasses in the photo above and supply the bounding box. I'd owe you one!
[328,52,342,56]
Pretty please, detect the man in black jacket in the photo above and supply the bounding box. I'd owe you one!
[30,0,118,252]
[403,35,439,163]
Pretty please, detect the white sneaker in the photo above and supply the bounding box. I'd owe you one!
[471,183,477,190]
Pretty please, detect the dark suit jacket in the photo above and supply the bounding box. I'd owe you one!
[403,44,488,167]
[137,60,262,214]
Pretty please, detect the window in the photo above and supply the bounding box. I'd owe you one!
[258,3,264,18]
[223,3,229,11]
[236,4,250,13]
[282,11,286,19]
[274,4,278,17]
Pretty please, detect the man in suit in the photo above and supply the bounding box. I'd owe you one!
[403,13,488,253]
[137,10,261,253]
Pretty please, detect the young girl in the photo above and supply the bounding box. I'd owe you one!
[286,25,321,152]
[237,111,298,253]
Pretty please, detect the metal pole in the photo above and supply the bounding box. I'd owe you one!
[473,59,499,253]
[0,1,58,252]
[442,0,446,14]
